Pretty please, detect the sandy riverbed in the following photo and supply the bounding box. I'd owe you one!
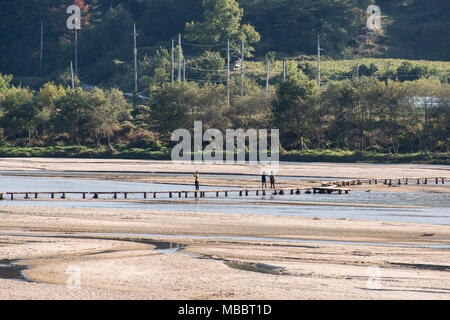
[0,205,449,300]
[0,159,449,300]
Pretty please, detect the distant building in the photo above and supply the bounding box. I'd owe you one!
[408,97,448,108]
[230,57,241,70]
[81,84,96,91]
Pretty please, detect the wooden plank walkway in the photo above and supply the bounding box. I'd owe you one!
[331,177,446,187]
[0,176,445,201]
[0,186,351,201]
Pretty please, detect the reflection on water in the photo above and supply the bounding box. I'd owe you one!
[0,175,449,226]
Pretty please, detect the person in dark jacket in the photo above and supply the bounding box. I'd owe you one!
[269,172,275,189]
[261,172,267,189]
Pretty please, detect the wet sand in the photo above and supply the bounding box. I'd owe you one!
[0,159,449,300]
[0,206,449,300]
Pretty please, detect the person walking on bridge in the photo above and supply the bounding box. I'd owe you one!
[261,172,267,189]
[194,171,200,190]
[270,172,276,189]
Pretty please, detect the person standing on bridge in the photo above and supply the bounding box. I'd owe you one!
[270,172,275,189]
[261,172,267,189]
[194,171,200,190]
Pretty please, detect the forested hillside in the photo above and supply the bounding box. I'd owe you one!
[0,1,449,162]
[0,0,449,80]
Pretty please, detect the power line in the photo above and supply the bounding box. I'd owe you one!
[184,77,227,83]
[184,65,227,72]
[183,41,231,47]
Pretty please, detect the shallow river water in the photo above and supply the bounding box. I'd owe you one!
[0,174,449,226]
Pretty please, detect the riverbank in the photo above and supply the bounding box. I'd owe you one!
[0,146,448,164]
[0,206,449,300]
[1,158,449,178]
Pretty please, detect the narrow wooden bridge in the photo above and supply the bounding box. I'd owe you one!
[0,186,351,201]
[0,176,445,201]
[332,177,446,187]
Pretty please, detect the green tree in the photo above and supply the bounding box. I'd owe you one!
[187,51,226,83]
[396,62,429,82]
[88,88,129,149]
[227,81,270,130]
[0,74,13,94]
[36,82,68,138]
[150,82,201,139]
[52,88,91,145]
[140,47,171,91]
[406,78,450,152]
[0,87,38,143]
[272,70,318,149]
[185,0,260,56]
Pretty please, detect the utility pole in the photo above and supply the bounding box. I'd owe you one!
[183,59,186,83]
[171,39,175,83]
[178,34,182,82]
[227,39,230,105]
[317,35,321,88]
[356,63,360,80]
[282,59,286,82]
[66,4,81,75]
[133,23,138,94]
[266,61,270,101]
[75,29,78,74]
[241,39,244,97]
[70,61,75,90]
[40,20,44,75]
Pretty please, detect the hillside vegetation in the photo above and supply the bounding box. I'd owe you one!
[0,1,448,163]
[0,0,449,86]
